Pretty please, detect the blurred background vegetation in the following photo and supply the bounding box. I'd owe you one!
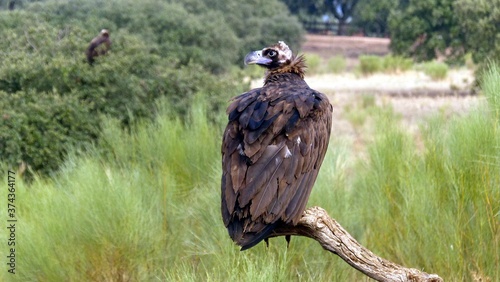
[0,0,499,281]
[1,0,498,177]
[0,0,304,176]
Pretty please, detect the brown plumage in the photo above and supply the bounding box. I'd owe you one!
[85,29,111,65]
[221,41,333,250]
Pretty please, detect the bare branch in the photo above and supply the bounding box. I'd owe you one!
[270,206,443,282]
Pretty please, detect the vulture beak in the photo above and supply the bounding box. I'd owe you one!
[244,50,272,66]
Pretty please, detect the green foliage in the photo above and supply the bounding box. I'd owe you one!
[382,55,413,73]
[350,62,500,281]
[358,55,384,74]
[388,0,499,73]
[388,0,464,62]
[326,55,347,73]
[343,93,379,128]
[352,0,397,36]
[2,64,499,281]
[303,53,322,73]
[168,0,305,66]
[420,61,449,80]
[0,0,303,177]
[454,0,500,74]
[482,63,500,118]
[303,53,347,74]
[357,55,414,75]
[0,90,99,176]
[3,65,499,281]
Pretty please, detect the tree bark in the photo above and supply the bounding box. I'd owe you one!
[269,206,443,282]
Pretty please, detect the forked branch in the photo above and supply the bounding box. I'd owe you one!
[270,206,443,282]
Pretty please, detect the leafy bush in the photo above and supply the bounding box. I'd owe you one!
[302,54,346,74]
[388,0,499,73]
[0,90,99,176]
[358,55,384,75]
[1,0,301,177]
[303,53,322,74]
[388,0,463,62]
[421,61,449,80]
[454,0,500,76]
[382,55,413,73]
[327,55,347,73]
[358,55,413,75]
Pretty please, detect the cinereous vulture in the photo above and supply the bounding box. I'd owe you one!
[221,41,333,250]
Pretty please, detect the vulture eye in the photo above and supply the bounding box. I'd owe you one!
[268,50,277,58]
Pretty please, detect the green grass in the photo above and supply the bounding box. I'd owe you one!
[1,65,499,281]
[303,53,322,74]
[358,55,414,75]
[358,55,384,75]
[304,53,347,74]
[383,55,413,73]
[326,55,347,74]
[343,93,380,129]
[351,64,500,280]
[420,61,449,80]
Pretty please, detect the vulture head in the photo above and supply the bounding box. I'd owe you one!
[244,41,294,69]
[100,29,110,37]
[244,41,306,81]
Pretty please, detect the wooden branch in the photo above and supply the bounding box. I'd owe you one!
[270,206,443,282]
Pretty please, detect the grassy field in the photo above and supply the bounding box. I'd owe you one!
[1,63,499,281]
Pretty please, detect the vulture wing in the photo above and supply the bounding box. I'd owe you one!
[221,79,332,250]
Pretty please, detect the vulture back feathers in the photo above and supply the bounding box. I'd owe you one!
[221,41,333,250]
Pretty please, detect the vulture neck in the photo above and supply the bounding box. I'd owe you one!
[264,55,306,85]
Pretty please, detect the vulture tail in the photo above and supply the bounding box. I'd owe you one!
[231,222,279,251]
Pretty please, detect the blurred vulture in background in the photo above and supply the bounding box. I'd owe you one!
[86,29,111,65]
[221,41,333,250]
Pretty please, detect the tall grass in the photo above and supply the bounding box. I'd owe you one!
[358,55,414,75]
[358,55,384,75]
[351,63,500,280]
[1,65,499,281]
[303,53,347,74]
[420,61,449,80]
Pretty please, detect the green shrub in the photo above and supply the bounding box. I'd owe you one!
[421,61,449,80]
[302,54,346,74]
[304,53,322,74]
[0,90,99,177]
[0,3,255,177]
[358,55,384,75]
[327,55,347,73]
[383,55,413,73]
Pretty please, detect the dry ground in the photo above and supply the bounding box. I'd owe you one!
[249,35,482,153]
[301,35,481,144]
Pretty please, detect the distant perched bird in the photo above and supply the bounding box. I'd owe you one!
[85,29,111,65]
[221,41,333,250]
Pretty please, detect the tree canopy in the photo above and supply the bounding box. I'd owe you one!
[0,0,304,177]
[388,0,499,70]
[282,0,499,67]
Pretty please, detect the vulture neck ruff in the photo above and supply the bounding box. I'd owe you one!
[264,55,306,85]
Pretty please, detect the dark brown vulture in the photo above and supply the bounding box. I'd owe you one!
[85,29,111,65]
[221,41,333,250]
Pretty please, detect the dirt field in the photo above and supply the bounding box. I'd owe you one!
[298,35,482,142]
[302,34,391,58]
